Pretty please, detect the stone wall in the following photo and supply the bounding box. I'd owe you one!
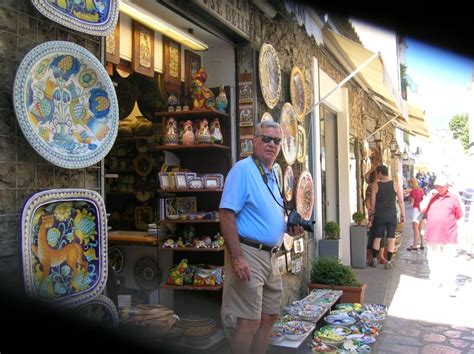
[0,0,102,291]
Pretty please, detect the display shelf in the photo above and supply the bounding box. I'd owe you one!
[108,230,159,246]
[161,219,219,224]
[160,247,225,252]
[153,143,230,151]
[155,109,230,119]
[161,284,223,291]
[157,188,223,193]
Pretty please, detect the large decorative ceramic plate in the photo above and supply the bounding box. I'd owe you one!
[272,162,283,195]
[296,124,307,164]
[32,0,119,36]
[13,41,118,169]
[73,294,119,327]
[280,103,298,165]
[290,66,307,122]
[284,165,294,202]
[21,189,108,307]
[261,112,274,122]
[134,257,159,291]
[296,171,314,220]
[259,43,281,109]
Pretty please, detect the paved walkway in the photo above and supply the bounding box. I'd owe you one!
[355,202,474,353]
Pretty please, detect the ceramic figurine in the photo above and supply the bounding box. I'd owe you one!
[167,92,179,112]
[196,118,212,144]
[182,120,195,145]
[191,68,216,110]
[215,85,228,112]
[163,117,179,145]
[210,117,223,144]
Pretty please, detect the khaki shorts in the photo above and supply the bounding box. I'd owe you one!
[221,243,282,322]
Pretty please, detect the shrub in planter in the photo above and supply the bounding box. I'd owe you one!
[352,211,365,225]
[323,221,340,239]
[309,256,366,303]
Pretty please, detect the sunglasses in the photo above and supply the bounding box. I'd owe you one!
[258,135,281,145]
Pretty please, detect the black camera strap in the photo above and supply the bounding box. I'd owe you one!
[251,154,290,212]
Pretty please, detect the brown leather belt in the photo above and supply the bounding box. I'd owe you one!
[239,237,280,253]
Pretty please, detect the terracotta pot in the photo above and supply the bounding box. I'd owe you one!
[308,283,367,304]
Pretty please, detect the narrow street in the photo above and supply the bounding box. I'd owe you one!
[355,202,474,353]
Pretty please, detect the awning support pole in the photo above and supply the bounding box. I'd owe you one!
[308,52,379,114]
[364,113,401,141]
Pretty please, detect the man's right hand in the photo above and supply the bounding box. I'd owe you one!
[231,255,251,282]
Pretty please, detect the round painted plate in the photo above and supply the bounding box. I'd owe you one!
[283,165,295,202]
[290,66,307,122]
[296,171,314,220]
[108,247,124,273]
[13,41,118,169]
[272,162,283,195]
[261,112,274,122]
[280,103,298,165]
[133,154,153,176]
[259,43,281,109]
[283,233,294,251]
[346,334,376,345]
[74,294,119,327]
[134,257,159,291]
[296,124,307,163]
[32,0,119,36]
[324,315,356,326]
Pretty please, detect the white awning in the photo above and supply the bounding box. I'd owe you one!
[322,27,407,120]
[395,103,430,141]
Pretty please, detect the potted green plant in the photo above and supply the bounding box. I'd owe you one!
[352,211,365,226]
[323,221,340,239]
[308,256,367,303]
[319,221,340,258]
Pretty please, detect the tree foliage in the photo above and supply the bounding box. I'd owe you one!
[449,113,469,151]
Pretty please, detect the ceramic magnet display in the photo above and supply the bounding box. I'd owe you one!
[32,0,119,36]
[296,170,314,220]
[21,189,108,307]
[13,41,119,169]
[290,66,307,122]
[280,103,298,165]
[284,165,295,202]
[258,43,281,109]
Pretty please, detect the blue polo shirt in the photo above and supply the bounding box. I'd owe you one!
[219,156,285,247]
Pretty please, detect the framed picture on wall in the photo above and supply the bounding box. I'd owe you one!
[106,16,120,64]
[184,49,201,96]
[163,36,181,93]
[132,20,154,77]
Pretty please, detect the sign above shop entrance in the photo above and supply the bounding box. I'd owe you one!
[193,0,250,40]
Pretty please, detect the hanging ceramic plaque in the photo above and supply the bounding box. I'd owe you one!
[32,0,119,36]
[296,124,307,164]
[134,257,159,291]
[21,189,108,307]
[296,171,314,220]
[290,66,307,122]
[280,103,298,165]
[108,247,124,273]
[258,43,281,109]
[284,165,294,202]
[13,41,118,169]
[261,112,274,122]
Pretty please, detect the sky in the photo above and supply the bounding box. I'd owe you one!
[405,38,473,130]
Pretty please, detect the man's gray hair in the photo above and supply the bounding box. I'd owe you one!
[255,120,282,136]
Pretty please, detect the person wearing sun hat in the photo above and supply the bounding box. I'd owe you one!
[420,173,463,296]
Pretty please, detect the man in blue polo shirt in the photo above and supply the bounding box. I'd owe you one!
[219,120,303,354]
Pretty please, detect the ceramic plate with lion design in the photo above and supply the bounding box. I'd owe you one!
[32,0,119,36]
[13,41,118,169]
[21,189,108,307]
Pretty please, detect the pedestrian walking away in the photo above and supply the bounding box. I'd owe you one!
[368,165,405,269]
[420,174,463,296]
[218,120,303,354]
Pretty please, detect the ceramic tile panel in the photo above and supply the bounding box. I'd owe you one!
[0,189,16,214]
[0,215,18,244]
[18,14,37,41]
[16,189,36,214]
[0,6,17,33]
[54,167,71,188]
[17,139,39,163]
[0,58,18,85]
[0,137,16,161]
[0,32,17,59]
[37,20,56,42]
[0,83,13,109]
[85,168,100,189]
[16,163,35,188]
[36,165,54,189]
[0,110,17,137]
[71,171,86,188]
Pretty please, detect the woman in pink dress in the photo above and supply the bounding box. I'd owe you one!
[406,178,426,251]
